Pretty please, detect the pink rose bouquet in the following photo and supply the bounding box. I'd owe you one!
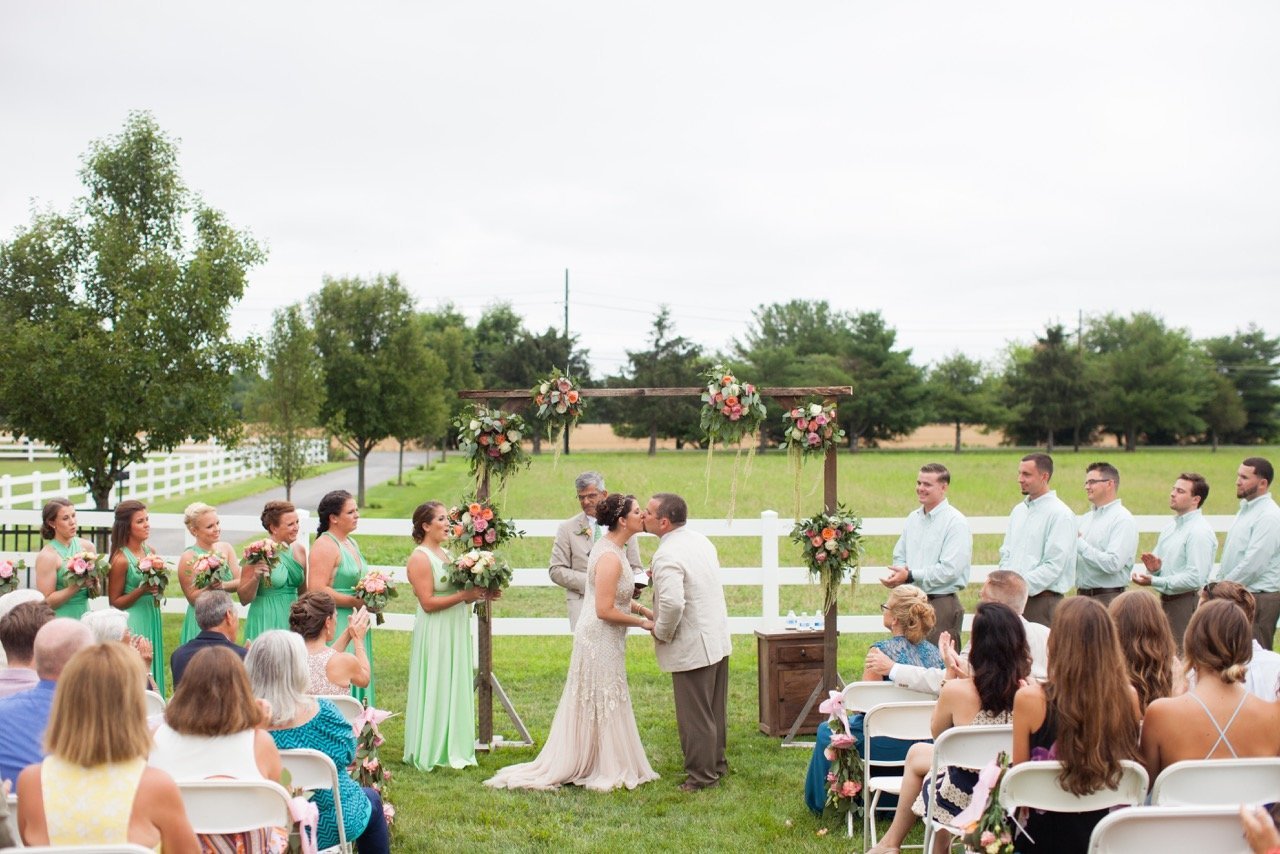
[242,539,284,589]
[65,550,110,598]
[354,570,398,625]
[136,553,169,604]
[190,552,227,590]
[0,558,27,595]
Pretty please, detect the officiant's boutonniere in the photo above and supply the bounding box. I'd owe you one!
[576,525,591,538]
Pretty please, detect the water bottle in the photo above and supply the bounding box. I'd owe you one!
[813,610,824,631]
[785,610,798,631]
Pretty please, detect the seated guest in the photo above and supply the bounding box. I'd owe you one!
[1110,591,1180,712]
[0,589,45,668]
[1139,599,1280,781]
[0,617,92,785]
[246,630,389,854]
[0,601,54,698]
[151,646,284,853]
[805,585,942,815]
[1012,596,1142,853]
[866,570,1050,692]
[1200,581,1280,701]
[15,643,198,851]
[289,591,371,694]
[81,606,159,692]
[868,602,1030,854]
[170,589,246,689]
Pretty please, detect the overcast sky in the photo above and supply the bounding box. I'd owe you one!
[3,1,1278,378]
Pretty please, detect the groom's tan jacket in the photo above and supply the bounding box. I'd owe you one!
[651,526,732,673]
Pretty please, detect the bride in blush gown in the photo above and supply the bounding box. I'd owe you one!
[485,493,660,792]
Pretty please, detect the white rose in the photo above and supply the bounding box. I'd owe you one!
[507,429,522,441]
[540,382,550,394]
[824,539,839,552]
[499,441,512,452]
[809,403,823,416]
[469,419,480,431]
[727,383,740,397]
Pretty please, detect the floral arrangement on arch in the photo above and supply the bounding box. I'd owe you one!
[447,499,523,552]
[65,551,111,598]
[0,558,27,595]
[817,689,864,834]
[949,752,1016,854]
[453,404,529,487]
[789,505,865,613]
[530,369,584,442]
[699,363,767,447]
[781,400,845,456]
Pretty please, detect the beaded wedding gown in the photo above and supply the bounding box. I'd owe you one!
[484,538,659,791]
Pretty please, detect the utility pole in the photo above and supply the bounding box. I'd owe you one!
[563,268,571,455]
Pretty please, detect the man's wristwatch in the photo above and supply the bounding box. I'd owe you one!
[905,570,914,584]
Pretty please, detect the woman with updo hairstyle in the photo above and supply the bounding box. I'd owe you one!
[290,591,370,695]
[107,499,167,693]
[306,489,375,705]
[486,491,659,791]
[1109,590,1179,713]
[240,499,309,641]
[176,501,241,645]
[34,497,98,619]
[1139,599,1280,781]
[403,500,489,771]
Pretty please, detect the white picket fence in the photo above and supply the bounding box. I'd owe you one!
[0,509,1236,635]
[0,441,328,510]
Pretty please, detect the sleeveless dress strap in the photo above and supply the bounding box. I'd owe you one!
[1187,689,1248,758]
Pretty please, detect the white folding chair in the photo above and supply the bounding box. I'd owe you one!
[1087,805,1250,853]
[312,693,364,727]
[862,700,936,851]
[842,681,936,714]
[1151,757,1280,807]
[4,792,18,849]
[143,690,166,717]
[11,845,155,853]
[999,760,1148,822]
[278,748,351,853]
[921,724,1013,853]
[176,779,292,835]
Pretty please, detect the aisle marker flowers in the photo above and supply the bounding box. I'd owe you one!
[948,752,1017,854]
[780,400,846,518]
[65,550,111,598]
[453,404,529,489]
[789,505,865,613]
[136,553,169,605]
[0,558,27,595]
[242,538,284,589]
[354,571,398,625]
[817,689,865,836]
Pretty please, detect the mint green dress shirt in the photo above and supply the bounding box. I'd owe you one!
[1149,509,1218,596]
[1075,499,1138,590]
[1215,493,1280,593]
[892,498,971,595]
[998,490,1078,596]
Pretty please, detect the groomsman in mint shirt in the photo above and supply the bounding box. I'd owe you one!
[880,462,972,645]
[1134,472,1217,652]
[1074,461,1138,608]
[998,453,1077,627]
[1211,457,1280,648]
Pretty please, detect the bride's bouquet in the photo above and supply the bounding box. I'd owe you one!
[136,553,170,604]
[65,550,111,598]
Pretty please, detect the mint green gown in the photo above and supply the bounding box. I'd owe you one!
[403,548,476,770]
[323,532,374,706]
[121,546,165,694]
[243,548,305,642]
[47,538,90,619]
[179,545,234,645]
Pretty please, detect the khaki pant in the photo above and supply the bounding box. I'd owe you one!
[926,593,964,647]
[1161,589,1199,654]
[1023,591,1063,628]
[1253,590,1280,651]
[672,656,730,787]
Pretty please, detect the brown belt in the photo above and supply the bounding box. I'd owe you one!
[1078,587,1125,596]
[1160,589,1199,602]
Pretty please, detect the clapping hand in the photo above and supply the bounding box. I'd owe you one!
[1241,805,1280,853]
[131,634,154,666]
[941,632,969,680]
[881,567,909,588]
[348,607,371,639]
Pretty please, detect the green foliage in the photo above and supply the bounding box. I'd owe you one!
[999,325,1096,450]
[310,274,430,504]
[419,304,478,448]
[1203,326,1280,443]
[0,112,262,507]
[610,307,709,453]
[1199,372,1248,450]
[926,352,1003,451]
[254,303,325,498]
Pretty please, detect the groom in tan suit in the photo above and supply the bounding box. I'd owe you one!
[645,492,732,791]
[549,471,644,629]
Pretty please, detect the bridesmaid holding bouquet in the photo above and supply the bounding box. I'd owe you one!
[107,499,167,693]
[308,490,375,706]
[176,503,241,645]
[240,499,308,642]
[34,498,97,619]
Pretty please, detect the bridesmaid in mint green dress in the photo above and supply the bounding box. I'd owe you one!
[309,490,375,706]
[107,499,167,694]
[403,501,486,770]
[241,499,308,642]
[176,502,241,645]
[34,498,97,619]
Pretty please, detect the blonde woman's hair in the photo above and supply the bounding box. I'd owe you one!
[183,501,217,532]
[45,643,150,766]
[245,629,311,727]
[1184,599,1251,684]
[886,584,936,644]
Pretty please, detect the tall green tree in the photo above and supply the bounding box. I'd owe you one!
[253,303,324,499]
[840,312,929,450]
[0,112,262,507]
[489,326,589,453]
[1000,325,1096,451]
[1200,372,1248,452]
[926,353,1002,452]
[420,304,478,458]
[1203,326,1280,443]
[1085,312,1211,451]
[310,274,429,505]
[611,307,707,455]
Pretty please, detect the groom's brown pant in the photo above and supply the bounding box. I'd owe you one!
[672,655,729,787]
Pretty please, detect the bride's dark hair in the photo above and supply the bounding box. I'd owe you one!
[595,493,636,530]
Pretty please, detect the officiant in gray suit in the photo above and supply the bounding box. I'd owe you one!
[646,492,733,792]
[549,471,644,629]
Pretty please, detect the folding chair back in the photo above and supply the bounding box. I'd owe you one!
[143,690,166,717]
[312,693,364,726]
[176,779,292,835]
[922,724,1013,853]
[278,747,351,852]
[1151,757,1280,807]
[999,760,1148,814]
[863,700,936,850]
[5,792,18,848]
[1087,805,1250,853]
[842,681,934,714]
